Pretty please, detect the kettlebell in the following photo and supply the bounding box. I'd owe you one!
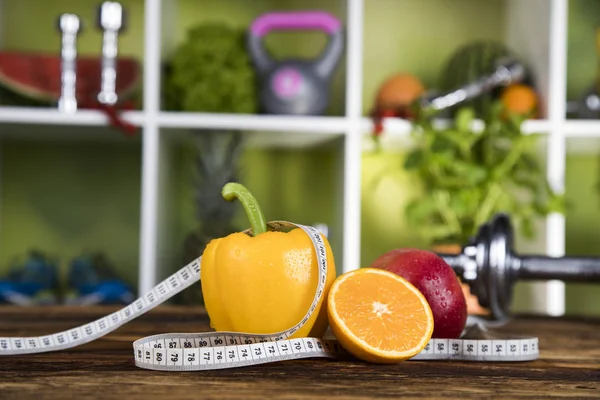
[248,11,344,116]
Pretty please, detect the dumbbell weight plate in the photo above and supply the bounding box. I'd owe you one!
[488,213,514,322]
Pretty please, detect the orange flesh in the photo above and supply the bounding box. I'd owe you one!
[333,271,431,353]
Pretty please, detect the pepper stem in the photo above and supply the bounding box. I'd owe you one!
[222,182,267,236]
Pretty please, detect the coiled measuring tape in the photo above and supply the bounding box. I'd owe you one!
[0,222,539,370]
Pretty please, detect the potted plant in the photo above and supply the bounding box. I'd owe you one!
[403,101,565,313]
[163,22,258,305]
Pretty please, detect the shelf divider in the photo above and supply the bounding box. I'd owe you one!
[360,117,551,137]
[0,107,144,126]
[544,0,569,317]
[564,120,600,137]
[342,0,364,273]
[138,0,163,294]
[157,112,347,133]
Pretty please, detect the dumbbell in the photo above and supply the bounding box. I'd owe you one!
[57,13,81,113]
[437,213,600,322]
[97,1,125,106]
[420,58,525,113]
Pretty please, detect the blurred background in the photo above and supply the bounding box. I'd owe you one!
[0,0,598,317]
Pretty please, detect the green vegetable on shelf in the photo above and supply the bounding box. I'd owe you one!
[163,22,258,114]
[404,101,565,245]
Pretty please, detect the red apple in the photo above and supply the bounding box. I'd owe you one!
[370,248,467,339]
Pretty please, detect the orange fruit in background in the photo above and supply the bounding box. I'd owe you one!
[500,83,538,117]
[375,73,425,109]
[327,268,434,364]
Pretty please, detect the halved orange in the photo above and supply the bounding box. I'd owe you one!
[327,268,434,364]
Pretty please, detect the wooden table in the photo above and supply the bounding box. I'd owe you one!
[0,306,599,399]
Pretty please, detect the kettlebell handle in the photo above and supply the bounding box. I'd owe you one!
[250,12,341,37]
[247,11,344,79]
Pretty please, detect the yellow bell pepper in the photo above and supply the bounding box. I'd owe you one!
[200,182,336,339]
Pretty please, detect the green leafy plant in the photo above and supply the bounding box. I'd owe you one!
[163,22,258,113]
[404,102,565,245]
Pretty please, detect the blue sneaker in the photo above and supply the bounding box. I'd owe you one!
[0,250,59,305]
[65,253,136,305]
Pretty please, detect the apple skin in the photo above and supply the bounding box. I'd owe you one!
[370,248,467,339]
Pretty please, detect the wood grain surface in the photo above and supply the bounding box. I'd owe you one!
[0,306,599,399]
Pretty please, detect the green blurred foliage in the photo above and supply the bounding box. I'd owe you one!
[163,22,258,113]
[404,103,565,245]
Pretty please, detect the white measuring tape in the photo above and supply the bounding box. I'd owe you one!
[0,222,539,369]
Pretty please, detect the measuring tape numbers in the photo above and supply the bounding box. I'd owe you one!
[0,223,539,370]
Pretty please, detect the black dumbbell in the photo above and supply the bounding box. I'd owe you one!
[437,213,600,322]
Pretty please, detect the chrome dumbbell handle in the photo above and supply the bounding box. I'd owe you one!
[57,13,81,113]
[443,252,600,282]
[438,213,600,322]
[420,59,525,112]
[519,255,600,282]
[97,1,124,106]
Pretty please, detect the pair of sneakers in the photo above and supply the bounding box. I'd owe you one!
[0,250,135,306]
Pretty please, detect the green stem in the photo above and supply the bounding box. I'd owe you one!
[433,191,461,234]
[474,183,503,229]
[495,137,525,178]
[222,182,267,236]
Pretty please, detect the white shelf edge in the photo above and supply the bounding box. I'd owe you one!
[158,112,348,133]
[0,107,144,126]
[564,120,600,137]
[0,109,580,139]
[522,119,553,134]
[0,107,347,136]
[359,117,551,136]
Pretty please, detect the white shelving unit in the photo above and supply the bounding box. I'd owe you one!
[0,0,596,316]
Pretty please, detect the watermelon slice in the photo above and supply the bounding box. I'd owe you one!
[0,51,141,108]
